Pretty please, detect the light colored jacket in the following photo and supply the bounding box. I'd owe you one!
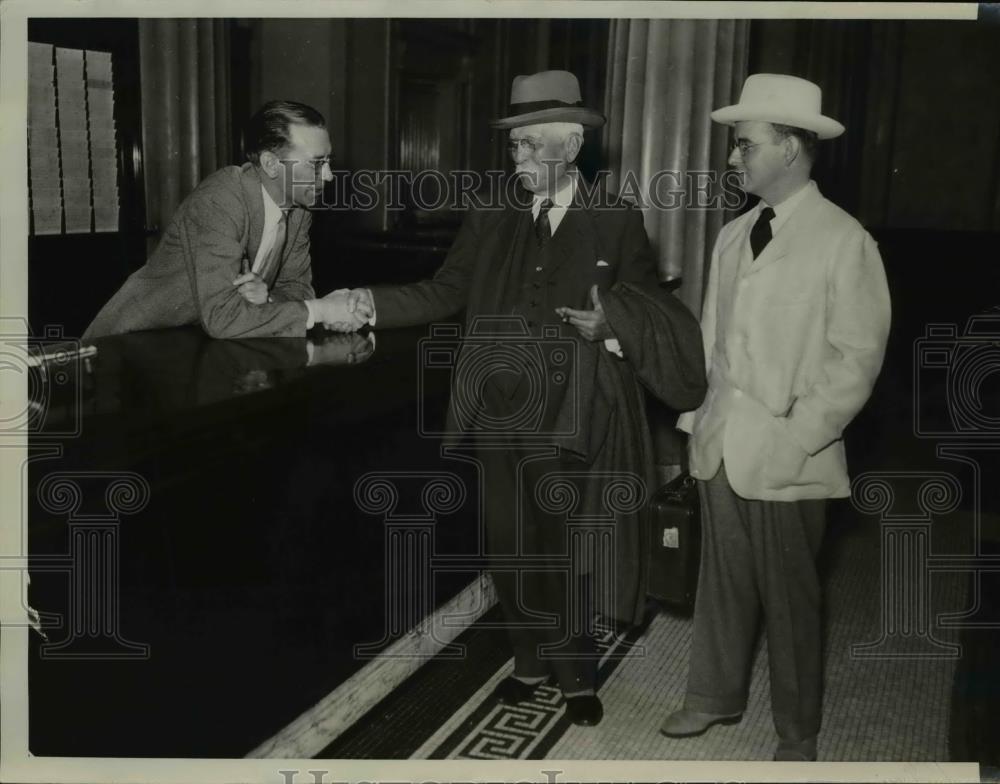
[677,184,891,500]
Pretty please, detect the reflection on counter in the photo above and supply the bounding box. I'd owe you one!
[27,323,479,758]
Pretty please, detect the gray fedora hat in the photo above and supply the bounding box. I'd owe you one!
[491,70,606,129]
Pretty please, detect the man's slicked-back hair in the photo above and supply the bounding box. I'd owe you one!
[245,100,326,164]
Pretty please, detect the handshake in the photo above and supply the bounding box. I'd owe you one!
[232,273,375,334]
[308,288,375,333]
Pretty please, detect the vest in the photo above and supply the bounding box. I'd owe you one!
[477,209,573,435]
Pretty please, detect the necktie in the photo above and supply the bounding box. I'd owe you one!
[750,206,775,260]
[534,198,553,247]
[257,212,287,280]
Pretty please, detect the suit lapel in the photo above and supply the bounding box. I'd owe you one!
[744,186,826,275]
[471,200,530,317]
[546,186,600,282]
[265,209,305,286]
[719,211,754,292]
[747,229,789,272]
[719,210,752,262]
[239,164,266,267]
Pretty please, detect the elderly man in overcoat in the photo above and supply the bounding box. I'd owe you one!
[349,70,706,726]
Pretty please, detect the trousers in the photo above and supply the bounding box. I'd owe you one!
[475,443,597,695]
[684,463,827,741]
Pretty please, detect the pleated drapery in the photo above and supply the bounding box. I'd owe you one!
[604,20,748,317]
[139,19,232,238]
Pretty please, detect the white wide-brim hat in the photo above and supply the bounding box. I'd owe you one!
[711,73,845,140]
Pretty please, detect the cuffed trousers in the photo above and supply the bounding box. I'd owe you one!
[684,463,827,742]
[476,445,598,696]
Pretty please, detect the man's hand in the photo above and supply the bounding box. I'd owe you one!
[315,289,368,332]
[346,288,375,322]
[308,332,375,366]
[555,285,615,342]
[233,272,269,305]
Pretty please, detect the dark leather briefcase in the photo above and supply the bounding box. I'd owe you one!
[647,472,702,610]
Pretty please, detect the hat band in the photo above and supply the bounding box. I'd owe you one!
[506,98,583,116]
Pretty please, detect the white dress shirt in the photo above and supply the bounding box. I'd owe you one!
[757,180,817,239]
[531,173,575,233]
[534,175,622,356]
[253,185,321,326]
[253,185,286,273]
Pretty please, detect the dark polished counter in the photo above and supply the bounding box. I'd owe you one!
[27,325,481,758]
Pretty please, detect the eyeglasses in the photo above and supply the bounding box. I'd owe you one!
[507,138,546,156]
[730,140,764,157]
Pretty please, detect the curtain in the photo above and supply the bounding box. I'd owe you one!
[788,21,877,223]
[139,19,232,238]
[604,19,748,318]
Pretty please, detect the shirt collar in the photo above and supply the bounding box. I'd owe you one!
[533,173,577,210]
[760,180,815,235]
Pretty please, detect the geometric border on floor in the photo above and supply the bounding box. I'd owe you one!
[418,610,653,760]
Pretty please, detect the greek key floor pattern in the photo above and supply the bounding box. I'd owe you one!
[413,620,648,760]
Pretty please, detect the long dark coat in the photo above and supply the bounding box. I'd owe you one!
[371,183,706,625]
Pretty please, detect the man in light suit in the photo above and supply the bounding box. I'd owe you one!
[83,101,368,341]
[660,74,891,761]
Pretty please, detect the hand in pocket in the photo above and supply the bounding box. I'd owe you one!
[763,417,809,489]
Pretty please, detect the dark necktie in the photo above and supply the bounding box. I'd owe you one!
[750,206,775,260]
[534,198,554,247]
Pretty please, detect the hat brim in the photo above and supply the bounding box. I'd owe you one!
[491,106,606,130]
[710,104,845,140]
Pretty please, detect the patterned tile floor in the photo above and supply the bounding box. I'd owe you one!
[320,509,981,763]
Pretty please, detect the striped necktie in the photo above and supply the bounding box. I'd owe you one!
[534,198,554,247]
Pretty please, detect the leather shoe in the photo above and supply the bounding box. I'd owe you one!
[659,708,742,738]
[564,694,603,726]
[491,676,545,705]
[773,737,817,761]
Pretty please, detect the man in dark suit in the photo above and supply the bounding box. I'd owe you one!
[347,71,707,726]
[83,101,369,341]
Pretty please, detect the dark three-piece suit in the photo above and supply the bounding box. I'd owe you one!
[371,182,706,694]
